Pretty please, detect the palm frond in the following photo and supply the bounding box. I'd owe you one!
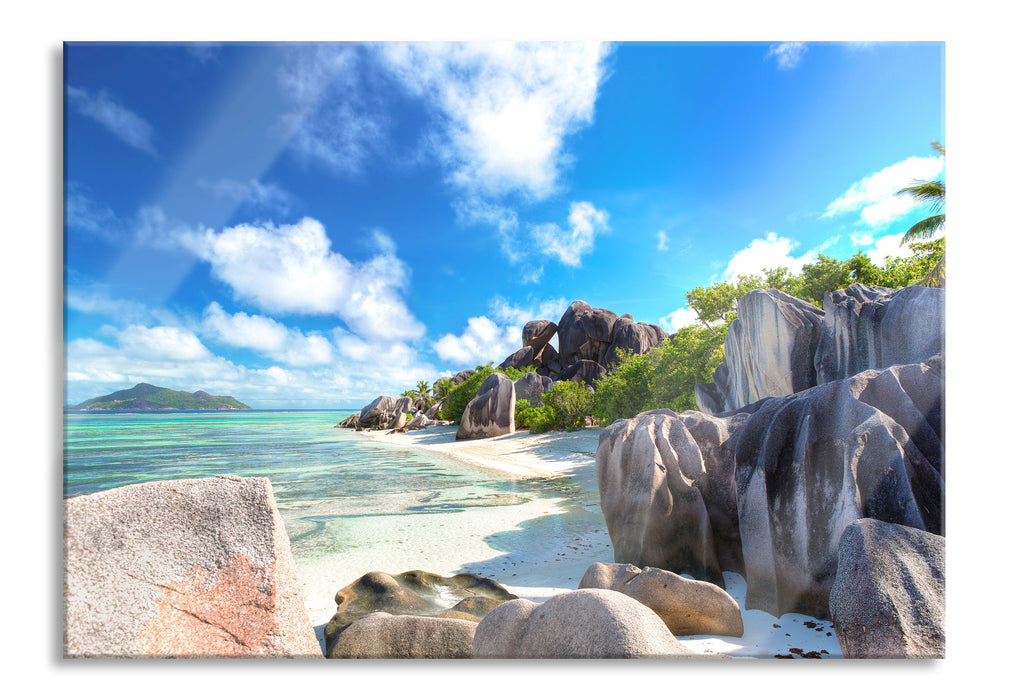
[930,141,946,157]
[901,214,945,245]
[897,180,945,209]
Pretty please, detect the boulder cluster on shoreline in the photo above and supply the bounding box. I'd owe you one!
[337,299,674,439]
[63,283,945,659]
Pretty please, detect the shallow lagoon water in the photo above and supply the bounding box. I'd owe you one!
[61,410,842,658]
[62,411,610,623]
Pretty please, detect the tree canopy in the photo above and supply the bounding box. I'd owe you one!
[897,141,945,287]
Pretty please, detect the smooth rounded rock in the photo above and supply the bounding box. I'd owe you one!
[457,373,516,440]
[579,562,743,637]
[829,519,945,658]
[332,612,478,659]
[473,589,695,658]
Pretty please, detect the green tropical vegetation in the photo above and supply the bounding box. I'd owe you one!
[68,383,250,411]
[514,380,597,433]
[432,232,945,432]
[590,238,944,423]
[897,141,945,287]
[401,379,435,413]
[437,363,536,423]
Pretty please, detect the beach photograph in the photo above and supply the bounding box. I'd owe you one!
[61,35,947,662]
[12,0,999,692]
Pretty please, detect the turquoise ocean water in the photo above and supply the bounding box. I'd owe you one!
[63,410,607,617]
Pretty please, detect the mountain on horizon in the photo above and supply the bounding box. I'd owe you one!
[67,383,251,411]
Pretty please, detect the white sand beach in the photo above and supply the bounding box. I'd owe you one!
[310,424,842,659]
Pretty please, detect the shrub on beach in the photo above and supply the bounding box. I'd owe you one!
[439,364,536,424]
[542,380,595,432]
[514,398,558,434]
[593,325,727,423]
[514,381,595,433]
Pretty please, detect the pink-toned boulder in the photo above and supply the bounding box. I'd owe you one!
[64,475,321,658]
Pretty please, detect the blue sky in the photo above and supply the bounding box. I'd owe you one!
[64,41,944,408]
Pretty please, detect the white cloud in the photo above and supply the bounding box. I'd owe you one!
[861,232,918,266]
[198,178,293,214]
[455,196,522,262]
[201,302,334,367]
[768,42,807,70]
[276,44,388,175]
[66,322,439,409]
[488,295,569,327]
[659,307,701,333]
[167,215,424,343]
[65,183,124,241]
[433,316,514,368]
[115,325,213,362]
[656,230,669,251]
[66,85,157,155]
[65,286,182,328]
[850,231,876,247]
[433,295,568,369]
[377,42,611,201]
[332,331,436,390]
[824,155,945,227]
[532,201,609,267]
[721,232,816,281]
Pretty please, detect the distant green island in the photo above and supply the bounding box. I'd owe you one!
[67,383,251,411]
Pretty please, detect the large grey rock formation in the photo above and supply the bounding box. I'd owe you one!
[815,283,945,385]
[557,300,619,367]
[596,407,755,586]
[473,589,695,658]
[457,373,517,440]
[697,289,824,413]
[579,562,743,637]
[522,319,558,355]
[424,400,444,420]
[64,475,321,658]
[498,345,538,371]
[330,612,478,659]
[695,364,731,414]
[358,395,414,430]
[602,316,668,368]
[735,355,944,618]
[695,285,946,415]
[514,372,553,407]
[829,519,945,658]
[556,359,607,389]
[404,412,435,431]
[597,355,944,619]
[450,369,476,384]
[323,570,516,657]
[499,321,562,374]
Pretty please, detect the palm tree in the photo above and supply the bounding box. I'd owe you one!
[413,380,433,412]
[898,141,945,287]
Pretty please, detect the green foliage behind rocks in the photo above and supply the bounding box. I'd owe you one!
[514,380,595,433]
[594,241,943,426]
[438,364,536,424]
[429,239,946,431]
[542,380,595,432]
[685,238,945,325]
[593,324,728,423]
[514,398,558,434]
